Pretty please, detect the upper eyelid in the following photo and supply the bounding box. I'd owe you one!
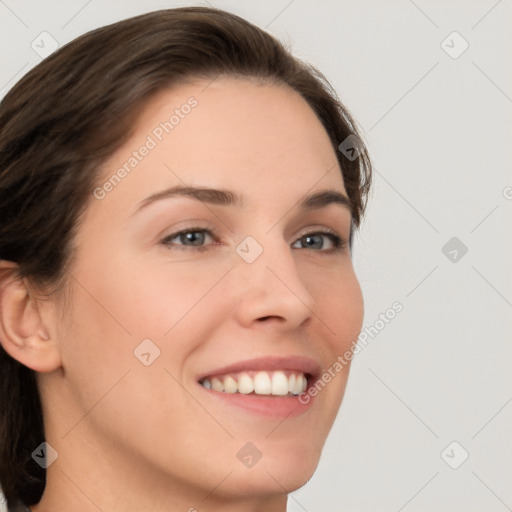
[162,224,343,238]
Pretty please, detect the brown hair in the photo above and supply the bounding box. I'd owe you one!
[0,6,372,507]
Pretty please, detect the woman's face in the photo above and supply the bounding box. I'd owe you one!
[42,77,364,507]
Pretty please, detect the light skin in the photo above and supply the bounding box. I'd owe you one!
[0,77,364,512]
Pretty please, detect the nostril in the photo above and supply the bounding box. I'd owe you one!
[258,315,283,322]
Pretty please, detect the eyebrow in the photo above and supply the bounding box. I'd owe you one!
[132,185,352,216]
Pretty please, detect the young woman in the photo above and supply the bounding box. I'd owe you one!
[0,7,371,512]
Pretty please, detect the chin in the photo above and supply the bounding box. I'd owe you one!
[221,441,322,498]
[219,467,317,500]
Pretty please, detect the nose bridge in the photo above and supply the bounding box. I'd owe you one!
[233,232,314,326]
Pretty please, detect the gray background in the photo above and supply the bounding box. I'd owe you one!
[1,1,511,511]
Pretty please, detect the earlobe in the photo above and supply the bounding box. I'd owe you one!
[0,260,62,373]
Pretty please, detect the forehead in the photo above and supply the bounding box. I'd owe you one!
[93,77,347,218]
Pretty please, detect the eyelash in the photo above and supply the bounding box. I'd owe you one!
[160,226,347,254]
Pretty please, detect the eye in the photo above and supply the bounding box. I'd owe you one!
[160,227,347,253]
[161,228,217,251]
[291,230,347,253]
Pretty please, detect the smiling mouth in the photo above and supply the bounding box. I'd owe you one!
[199,370,308,397]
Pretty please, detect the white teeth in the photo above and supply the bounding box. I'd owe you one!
[254,372,272,395]
[224,375,238,394]
[293,374,305,395]
[288,373,296,393]
[200,370,308,396]
[238,372,254,394]
[271,371,289,396]
[211,377,224,392]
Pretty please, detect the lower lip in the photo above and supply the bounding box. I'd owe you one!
[197,384,315,418]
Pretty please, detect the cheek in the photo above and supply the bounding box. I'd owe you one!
[68,252,226,337]
[59,247,233,395]
[336,275,364,345]
[305,261,364,351]
[56,280,134,409]
[123,257,233,343]
[54,266,213,449]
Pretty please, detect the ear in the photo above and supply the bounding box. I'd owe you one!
[0,260,62,372]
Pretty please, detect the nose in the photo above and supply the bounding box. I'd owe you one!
[233,236,315,330]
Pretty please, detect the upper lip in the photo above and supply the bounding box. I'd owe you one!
[196,356,322,381]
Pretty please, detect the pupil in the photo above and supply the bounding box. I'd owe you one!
[304,235,322,249]
[183,232,203,245]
